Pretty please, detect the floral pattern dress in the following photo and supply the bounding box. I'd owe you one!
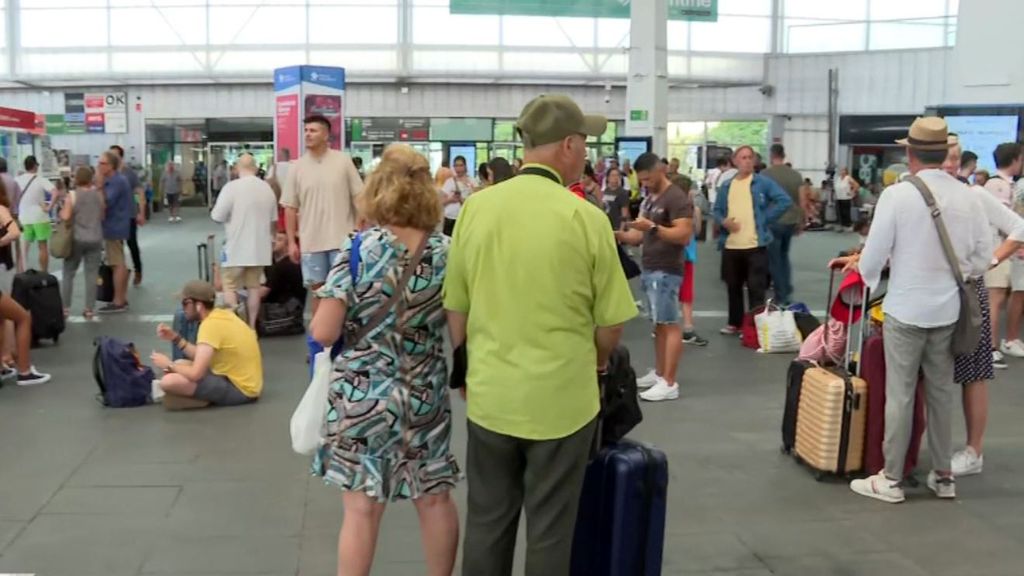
[312,227,460,502]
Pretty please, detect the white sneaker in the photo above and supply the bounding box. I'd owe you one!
[927,471,956,499]
[168,216,175,223]
[639,379,679,402]
[993,350,1008,369]
[636,369,660,390]
[951,447,984,476]
[1001,339,1024,358]
[849,473,905,504]
[175,216,183,223]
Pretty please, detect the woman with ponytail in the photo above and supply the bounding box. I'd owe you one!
[309,144,459,576]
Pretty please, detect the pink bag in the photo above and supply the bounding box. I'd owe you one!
[797,318,847,364]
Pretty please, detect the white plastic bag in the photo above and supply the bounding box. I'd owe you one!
[290,350,332,455]
[755,306,803,354]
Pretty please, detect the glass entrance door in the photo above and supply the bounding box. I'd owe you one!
[207,142,274,205]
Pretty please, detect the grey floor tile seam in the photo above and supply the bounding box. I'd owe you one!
[294,477,312,576]
[722,532,774,573]
[0,440,100,557]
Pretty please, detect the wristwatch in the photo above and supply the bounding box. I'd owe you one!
[650,224,660,236]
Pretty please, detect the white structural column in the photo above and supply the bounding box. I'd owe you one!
[626,0,668,157]
[948,0,1024,103]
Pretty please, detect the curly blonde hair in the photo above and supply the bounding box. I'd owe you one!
[358,144,442,231]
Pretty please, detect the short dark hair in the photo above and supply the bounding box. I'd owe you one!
[606,167,622,181]
[583,162,595,180]
[961,150,978,169]
[909,147,948,166]
[353,156,363,168]
[478,162,490,181]
[660,158,669,165]
[715,157,729,168]
[770,143,785,159]
[453,155,466,166]
[109,144,125,158]
[24,155,38,171]
[304,114,331,132]
[633,152,661,173]
[993,142,1022,169]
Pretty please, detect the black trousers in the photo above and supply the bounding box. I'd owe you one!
[721,247,769,328]
[837,199,853,228]
[128,218,142,274]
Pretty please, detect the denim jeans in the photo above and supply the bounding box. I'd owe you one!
[767,223,797,305]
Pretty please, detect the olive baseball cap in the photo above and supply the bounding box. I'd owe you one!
[177,280,216,303]
[516,94,607,148]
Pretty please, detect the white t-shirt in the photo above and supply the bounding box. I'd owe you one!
[15,173,55,225]
[835,175,856,201]
[210,175,278,267]
[442,176,476,220]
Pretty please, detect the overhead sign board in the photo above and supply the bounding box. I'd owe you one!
[450,0,717,22]
[63,91,128,134]
[351,118,431,142]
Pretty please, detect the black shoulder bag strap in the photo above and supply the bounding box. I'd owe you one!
[518,166,562,185]
[348,236,428,344]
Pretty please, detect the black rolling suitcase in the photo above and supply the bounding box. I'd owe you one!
[96,263,114,303]
[12,269,65,345]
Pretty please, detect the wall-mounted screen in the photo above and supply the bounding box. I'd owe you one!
[945,115,1020,174]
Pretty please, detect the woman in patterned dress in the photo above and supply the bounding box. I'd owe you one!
[310,144,460,576]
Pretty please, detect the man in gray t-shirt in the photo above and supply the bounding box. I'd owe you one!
[761,144,804,305]
[615,152,694,403]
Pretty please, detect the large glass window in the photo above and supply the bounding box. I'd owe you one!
[783,0,958,53]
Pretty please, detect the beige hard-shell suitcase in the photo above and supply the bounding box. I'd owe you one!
[793,366,867,478]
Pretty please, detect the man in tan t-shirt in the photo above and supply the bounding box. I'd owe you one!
[280,114,363,311]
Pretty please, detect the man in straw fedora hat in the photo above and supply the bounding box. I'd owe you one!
[830,116,992,504]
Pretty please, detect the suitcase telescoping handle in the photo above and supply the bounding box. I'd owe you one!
[196,234,215,282]
[825,262,871,377]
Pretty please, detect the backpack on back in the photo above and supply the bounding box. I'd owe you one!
[93,336,155,408]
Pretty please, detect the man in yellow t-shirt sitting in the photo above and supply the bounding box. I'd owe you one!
[150,280,263,409]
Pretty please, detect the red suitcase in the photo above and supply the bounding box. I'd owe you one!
[860,333,926,479]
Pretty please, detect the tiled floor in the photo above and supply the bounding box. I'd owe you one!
[1,208,1022,575]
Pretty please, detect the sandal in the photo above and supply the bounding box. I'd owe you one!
[83,309,95,320]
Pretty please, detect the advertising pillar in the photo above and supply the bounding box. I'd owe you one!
[273,65,346,165]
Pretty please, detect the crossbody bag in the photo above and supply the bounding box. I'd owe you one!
[906,175,983,355]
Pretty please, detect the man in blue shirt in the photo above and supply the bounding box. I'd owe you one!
[98,150,134,313]
[110,145,147,286]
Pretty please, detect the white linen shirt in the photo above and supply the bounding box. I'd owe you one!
[859,169,992,328]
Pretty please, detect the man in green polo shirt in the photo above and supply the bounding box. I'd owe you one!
[444,94,637,575]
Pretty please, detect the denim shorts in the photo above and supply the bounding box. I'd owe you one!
[641,270,683,325]
[301,249,342,288]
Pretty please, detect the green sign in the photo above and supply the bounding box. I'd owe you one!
[44,114,85,135]
[450,0,717,22]
[630,109,649,121]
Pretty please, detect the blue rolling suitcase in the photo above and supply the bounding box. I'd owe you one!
[570,439,668,576]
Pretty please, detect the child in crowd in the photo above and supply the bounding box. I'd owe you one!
[680,179,709,346]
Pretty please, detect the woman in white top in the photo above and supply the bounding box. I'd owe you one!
[440,155,477,236]
[944,140,1024,478]
[834,167,859,231]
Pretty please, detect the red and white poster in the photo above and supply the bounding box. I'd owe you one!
[275,94,299,162]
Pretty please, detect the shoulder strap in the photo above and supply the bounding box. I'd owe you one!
[348,233,363,281]
[24,175,37,193]
[906,175,967,291]
[351,235,428,343]
[518,166,562,185]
